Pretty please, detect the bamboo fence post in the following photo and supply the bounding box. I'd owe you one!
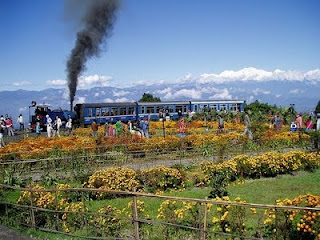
[274,206,279,240]
[203,198,208,240]
[54,188,59,231]
[29,190,36,228]
[132,195,140,240]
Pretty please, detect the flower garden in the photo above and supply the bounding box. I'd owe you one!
[0,119,319,239]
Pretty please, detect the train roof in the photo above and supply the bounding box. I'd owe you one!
[76,102,136,107]
[138,101,190,105]
[190,100,245,104]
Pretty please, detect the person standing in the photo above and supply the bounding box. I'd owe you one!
[36,122,41,137]
[91,119,98,137]
[17,114,24,131]
[45,115,52,137]
[6,117,14,136]
[142,118,149,138]
[65,116,72,135]
[243,110,253,139]
[56,116,62,137]
[305,116,313,131]
[179,117,186,134]
[104,122,109,136]
[0,120,5,147]
[115,120,122,137]
[295,113,303,131]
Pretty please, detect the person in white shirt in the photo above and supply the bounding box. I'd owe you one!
[17,114,24,131]
[45,115,52,137]
[56,116,62,137]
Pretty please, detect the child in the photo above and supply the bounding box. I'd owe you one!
[36,122,41,137]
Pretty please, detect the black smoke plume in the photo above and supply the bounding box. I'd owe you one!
[66,0,119,109]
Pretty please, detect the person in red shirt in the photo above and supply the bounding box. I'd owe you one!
[5,117,14,136]
[305,116,314,131]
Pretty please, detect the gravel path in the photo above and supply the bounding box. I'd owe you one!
[0,225,34,240]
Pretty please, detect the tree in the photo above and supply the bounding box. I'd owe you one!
[315,100,320,114]
[138,93,161,102]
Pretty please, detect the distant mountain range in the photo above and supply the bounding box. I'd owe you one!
[0,77,319,126]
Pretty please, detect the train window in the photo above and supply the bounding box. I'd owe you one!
[96,108,101,117]
[88,108,93,117]
[183,105,187,112]
[169,106,174,113]
[147,106,155,114]
[111,107,118,116]
[156,106,160,113]
[210,104,218,111]
[102,107,110,116]
[128,107,135,115]
[194,105,198,112]
[219,104,227,111]
[120,107,126,115]
[141,106,145,114]
[176,105,183,113]
[229,104,237,111]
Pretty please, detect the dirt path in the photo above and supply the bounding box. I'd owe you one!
[0,225,34,240]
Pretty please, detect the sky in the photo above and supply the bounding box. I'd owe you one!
[0,0,319,91]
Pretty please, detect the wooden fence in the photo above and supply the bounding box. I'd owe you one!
[1,184,320,240]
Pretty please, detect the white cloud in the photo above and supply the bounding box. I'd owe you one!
[78,74,112,88]
[19,107,27,112]
[156,88,172,95]
[103,98,114,103]
[113,90,129,97]
[163,89,202,100]
[252,88,271,95]
[275,94,281,98]
[46,79,67,86]
[210,89,232,100]
[94,92,100,97]
[46,74,112,88]
[115,97,129,102]
[194,67,320,84]
[13,81,32,86]
[75,96,86,104]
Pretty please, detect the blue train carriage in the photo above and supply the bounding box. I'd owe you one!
[75,102,137,126]
[137,101,191,120]
[190,100,245,112]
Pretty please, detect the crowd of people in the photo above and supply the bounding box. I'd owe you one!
[1,109,320,149]
[90,118,150,138]
[0,114,25,147]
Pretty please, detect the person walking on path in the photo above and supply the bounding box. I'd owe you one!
[91,120,99,137]
[243,110,253,139]
[305,116,314,131]
[17,114,24,131]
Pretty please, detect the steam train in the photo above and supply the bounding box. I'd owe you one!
[30,100,245,129]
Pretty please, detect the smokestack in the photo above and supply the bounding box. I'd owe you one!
[70,102,73,112]
[66,0,119,107]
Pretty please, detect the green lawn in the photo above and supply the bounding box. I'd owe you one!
[2,169,320,239]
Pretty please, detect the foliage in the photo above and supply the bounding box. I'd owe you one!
[88,167,140,194]
[138,93,161,102]
[263,194,320,239]
[140,166,185,192]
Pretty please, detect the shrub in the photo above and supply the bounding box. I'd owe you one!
[88,167,140,193]
[140,166,185,192]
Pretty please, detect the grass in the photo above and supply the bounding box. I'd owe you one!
[1,169,320,239]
